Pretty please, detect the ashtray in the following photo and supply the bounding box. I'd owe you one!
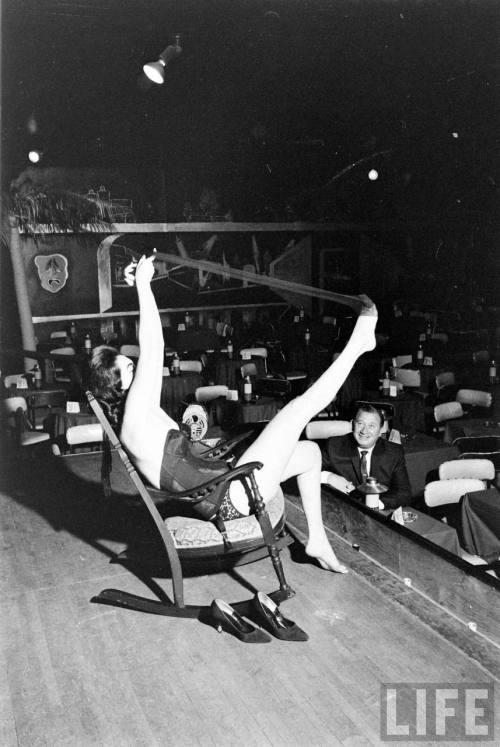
[402,510,418,524]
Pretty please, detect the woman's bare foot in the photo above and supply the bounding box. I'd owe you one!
[358,293,378,316]
[305,541,349,574]
[348,296,378,354]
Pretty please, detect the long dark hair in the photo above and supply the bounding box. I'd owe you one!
[88,345,127,430]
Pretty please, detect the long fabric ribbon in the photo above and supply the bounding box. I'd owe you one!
[152,251,363,312]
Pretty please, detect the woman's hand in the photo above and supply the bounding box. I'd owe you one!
[124,252,156,288]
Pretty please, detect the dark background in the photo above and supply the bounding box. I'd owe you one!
[2,0,499,223]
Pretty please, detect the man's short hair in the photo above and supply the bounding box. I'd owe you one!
[353,403,385,428]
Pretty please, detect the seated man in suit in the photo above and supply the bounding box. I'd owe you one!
[321,404,412,509]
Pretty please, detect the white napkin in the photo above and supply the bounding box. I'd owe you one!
[391,506,405,525]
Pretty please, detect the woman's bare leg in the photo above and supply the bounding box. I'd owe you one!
[283,441,348,572]
[235,297,377,496]
[229,297,377,572]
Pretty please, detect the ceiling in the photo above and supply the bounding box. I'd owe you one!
[2,0,500,221]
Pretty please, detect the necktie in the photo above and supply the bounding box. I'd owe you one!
[360,450,369,481]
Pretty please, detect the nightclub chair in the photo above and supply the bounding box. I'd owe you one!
[27,388,67,430]
[439,458,495,486]
[424,478,486,508]
[240,362,292,401]
[85,391,295,619]
[239,347,268,372]
[391,354,413,368]
[392,367,424,390]
[433,401,464,437]
[66,423,103,453]
[50,330,69,343]
[305,417,393,440]
[179,360,203,373]
[424,459,495,525]
[452,436,500,472]
[50,346,76,385]
[305,420,352,440]
[193,385,230,427]
[434,371,457,404]
[455,388,492,416]
[3,397,51,452]
[195,385,229,403]
[3,373,28,389]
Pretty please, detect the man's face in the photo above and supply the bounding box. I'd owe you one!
[352,409,382,449]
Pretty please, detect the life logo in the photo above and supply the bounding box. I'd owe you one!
[380,682,495,741]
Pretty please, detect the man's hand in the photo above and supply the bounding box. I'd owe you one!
[321,471,355,494]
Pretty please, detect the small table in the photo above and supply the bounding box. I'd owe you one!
[161,372,203,419]
[175,328,220,354]
[397,507,462,556]
[443,418,500,444]
[403,433,460,497]
[220,396,282,426]
[455,488,500,562]
[214,356,246,389]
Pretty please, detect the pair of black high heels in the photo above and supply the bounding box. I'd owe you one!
[210,593,308,643]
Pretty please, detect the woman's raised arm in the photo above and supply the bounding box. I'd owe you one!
[123,253,164,421]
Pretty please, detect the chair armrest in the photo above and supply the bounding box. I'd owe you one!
[157,461,264,504]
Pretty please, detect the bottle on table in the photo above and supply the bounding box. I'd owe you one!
[490,360,497,384]
[425,321,432,338]
[299,305,305,321]
[243,375,252,402]
[304,328,311,346]
[389,371,398,398]
[382,370,390,396]
[172,353,181,376]
[84,333,92,355]
[184,310,190,329]
[227,339,233,359]
[70,321,77,342]
[417,343,424,362]
[32,363,42,389]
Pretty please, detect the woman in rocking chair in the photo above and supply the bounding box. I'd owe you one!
[90,253,378,574]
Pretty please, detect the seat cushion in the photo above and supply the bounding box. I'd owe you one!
[165,488,284,548]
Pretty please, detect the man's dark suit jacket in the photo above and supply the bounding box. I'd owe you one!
[321,433,413,509]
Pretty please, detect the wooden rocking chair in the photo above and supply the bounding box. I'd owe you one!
[85,391,295,619]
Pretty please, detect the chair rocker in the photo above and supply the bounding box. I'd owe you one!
[85,391,295,620]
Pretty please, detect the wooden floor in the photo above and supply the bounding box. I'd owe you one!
[0,450,499,746]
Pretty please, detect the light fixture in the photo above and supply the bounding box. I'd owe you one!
[143,34,182,84]
[28,149,43,163]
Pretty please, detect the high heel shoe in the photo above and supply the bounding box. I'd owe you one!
[250,592,309,642]
[210,599,271,643]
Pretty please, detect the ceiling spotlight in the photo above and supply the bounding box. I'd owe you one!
[28,149,42,163]
[368,169,379,181]
[143,34,182,84]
